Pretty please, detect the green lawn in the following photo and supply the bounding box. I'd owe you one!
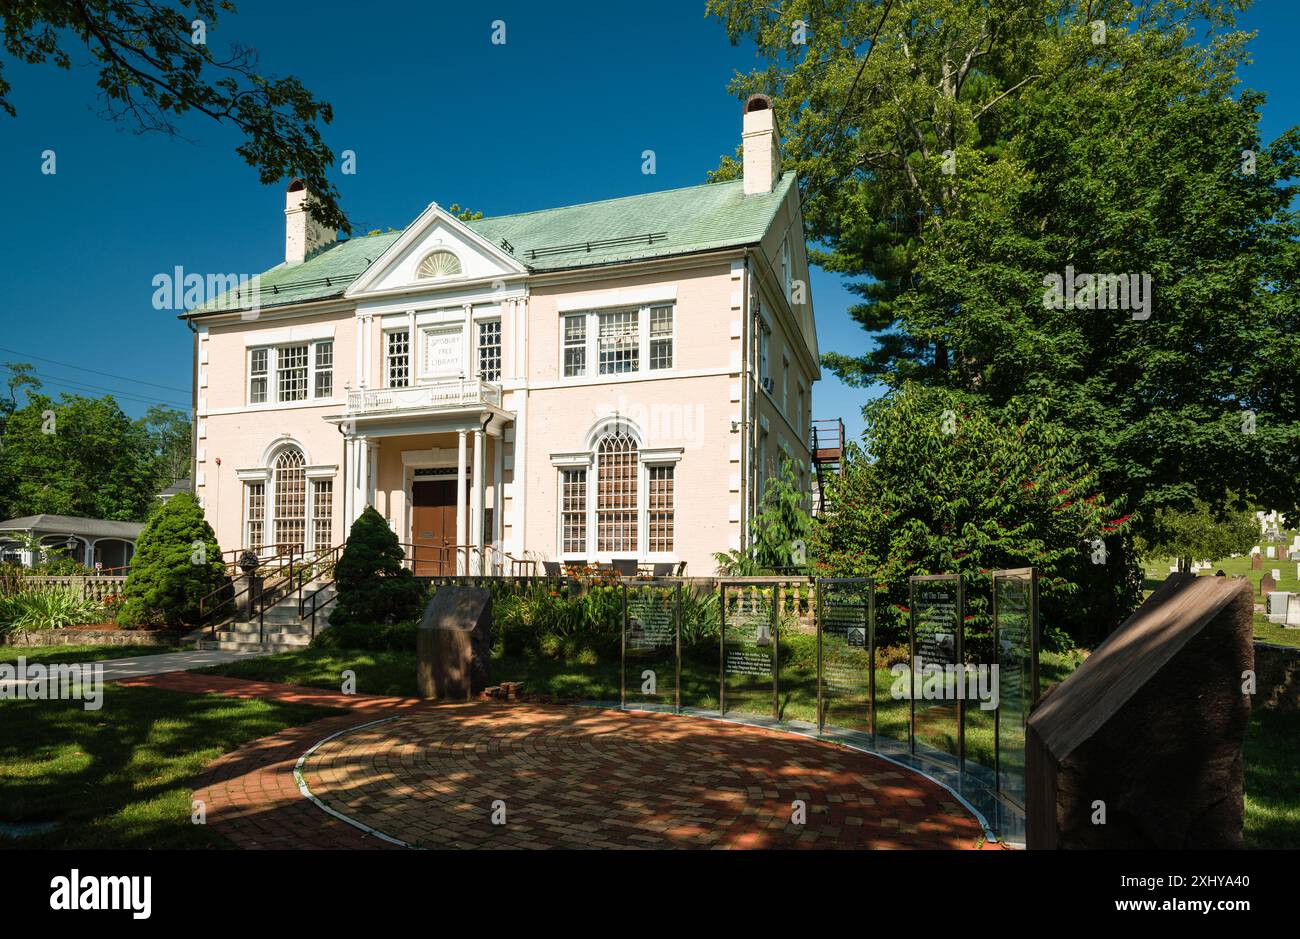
[1144,534,1300,648]
[0,644,182,665]
[197,642,1295,847]
[0,684,344,849]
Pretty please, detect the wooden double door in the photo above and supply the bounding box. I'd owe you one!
[411,479,460,575]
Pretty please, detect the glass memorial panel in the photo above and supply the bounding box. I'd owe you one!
[775,581,817,724]
[722,584,778,719]
[910,576,962,769]
[623,585,679,712]
[994,570,1036,808]
[818,579,873,734]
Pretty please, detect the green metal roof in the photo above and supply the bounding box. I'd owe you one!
[186,174,793,316]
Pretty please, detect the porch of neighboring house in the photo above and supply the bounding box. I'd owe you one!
[0,514,142,572]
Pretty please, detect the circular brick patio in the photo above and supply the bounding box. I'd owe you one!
[299,704,988,849]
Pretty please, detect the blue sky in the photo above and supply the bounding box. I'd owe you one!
[0,0,1295,442]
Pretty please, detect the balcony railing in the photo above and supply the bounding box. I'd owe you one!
[346,379,502,415]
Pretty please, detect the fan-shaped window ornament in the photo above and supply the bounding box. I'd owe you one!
[416,250,462,279]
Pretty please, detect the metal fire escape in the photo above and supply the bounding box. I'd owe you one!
[810,418,845,515]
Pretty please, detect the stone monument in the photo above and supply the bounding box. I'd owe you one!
[1025,574,1252,849]
[416,587,492,700]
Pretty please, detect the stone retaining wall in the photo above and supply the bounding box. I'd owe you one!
[2,628,185,648]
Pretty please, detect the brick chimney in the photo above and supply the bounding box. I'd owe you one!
[742,94,782,195]
[284,179,337,265]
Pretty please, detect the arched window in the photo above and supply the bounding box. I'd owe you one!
[596,432,638,553]
[273,447,307,552]
[416,249,462,279]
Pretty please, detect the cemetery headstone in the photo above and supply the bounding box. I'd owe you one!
[1261,573,1277,596]
[1025,575,1252,849]
[1267,546,1276,559]
[1288,593,1300,629]
[1272,568,1282,582]
[1267,592,1292,624]
[416,586,492,700]
[1251,553,1262,570]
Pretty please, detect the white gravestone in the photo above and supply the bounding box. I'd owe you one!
[1266,592,1290,624]
[1266,546,1276,559]
[1288,593,1300,628]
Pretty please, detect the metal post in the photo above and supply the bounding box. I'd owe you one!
[956,577,966,778]
[908,582,916,755]
[718,581,726,716]
[771,585,780,720]
[992,571,1001,795]
[674,582,682,715]
[868,582,876,739]
[619,584,627,709]
[815,580,824,734]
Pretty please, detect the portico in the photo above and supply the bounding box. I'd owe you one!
[328,390,512,574]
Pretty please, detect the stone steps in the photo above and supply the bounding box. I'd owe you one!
[199,581,336,653]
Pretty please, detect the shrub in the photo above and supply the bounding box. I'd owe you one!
[117,493,226,627]
[0,587,105,634]
[312,620,419,652]
[330,507,424,626]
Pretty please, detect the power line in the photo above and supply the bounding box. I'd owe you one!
[0,345,191,394]
[0,365,189,410]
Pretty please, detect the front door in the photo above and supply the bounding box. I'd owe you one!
[411,480,458,575]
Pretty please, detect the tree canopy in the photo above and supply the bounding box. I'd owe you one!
[711,0,1300,630]
[0,0,347,231]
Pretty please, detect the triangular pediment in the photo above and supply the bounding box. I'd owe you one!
[344,202,527,299]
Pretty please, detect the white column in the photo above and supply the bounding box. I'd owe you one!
[343,437,355,525]
[463,303,474,378]
[493,433,504,572]
[456,429,468,574]
[367,440,380,515]
[472,428,485,574]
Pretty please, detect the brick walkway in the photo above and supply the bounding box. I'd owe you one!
[120,672,991,850]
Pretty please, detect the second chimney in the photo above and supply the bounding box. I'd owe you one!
[284,179,337,265]
[742,94,782,195]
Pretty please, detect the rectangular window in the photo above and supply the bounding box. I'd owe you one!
[648,465,674,553]
[314,341,334,398]
[560,469,587,554]
[245,482,265,550]
[563,314,587,377]
[249,349,268,404]
[759,326,770,388]
[782,239,792,299]
[387,330,410,387]
[312,479,333,554]
[649,305,673,370]
[477,320,502,381]
[598,310,639,375]
[597,444,638,553]
[277,345,309,402]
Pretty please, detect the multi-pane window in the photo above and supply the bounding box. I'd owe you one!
[647,465,674,553]
[245,482,265,550]
[596,433,638,552]
[249,349,268,404]
[782,238,792,299]
[314,341,334,398]
[649,305,673,370]
[560,469,587,554]
[782,355,789,414]
[477,320,501,381]
[249,340,334,404]
[598,310,639,375]
[312,479,333,554]
[563,314,587,377]
[387,330,410,387]
[277,345,309,402]
[759,326,771,388]
[273,448,307,552]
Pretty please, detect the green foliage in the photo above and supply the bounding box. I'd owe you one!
[0,1,349,234]
[712,0,1300,621]
[312,619,419,653]
[0,586,104,634]
[0,392,158,521]
[813,383,1133,646]
[330,507,424,626]
[1137,500,1260,571]
[448,203,484,222]
[714,457,812,575]
[117,493,225,627]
